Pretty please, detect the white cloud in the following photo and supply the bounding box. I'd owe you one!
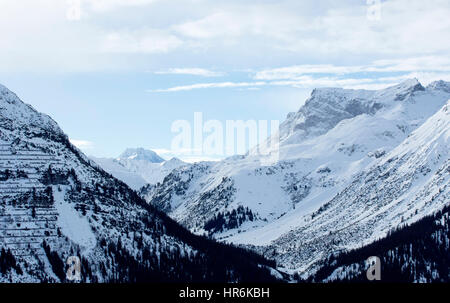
[70,139,94,149]
[254,65,364,80]
[101,29,183,54]
[254,56,450,80]
[169,0,450,57]
[1,0,450,73]
[148,71,450,93]
[369,56,450,73]
[84,0,158,12]
[154,68,224,77]
[149,81,267,92]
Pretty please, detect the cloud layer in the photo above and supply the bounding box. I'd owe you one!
[149,55,450,92]
[154,68,224,77]
[1,0,450,74]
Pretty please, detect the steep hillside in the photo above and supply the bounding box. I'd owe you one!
[262,99,449,274]
[304,204,450,282]
[143,79,450,245]
[0,83,278,283]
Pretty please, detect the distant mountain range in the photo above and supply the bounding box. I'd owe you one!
[142,79,450,281]
[90,149,186,190]
[1,79,449,282]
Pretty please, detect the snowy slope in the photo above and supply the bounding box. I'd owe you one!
[91,150,186,190]
[143,79,450,272]
[0,83,277,282]
[262,100,449,274]
[89,156,148,190]
[144,79,449,234]
[305,203,450,282]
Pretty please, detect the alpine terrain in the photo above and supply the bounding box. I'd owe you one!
[142,79,450,281]
[0,83,279,283]
[91,148,186,190]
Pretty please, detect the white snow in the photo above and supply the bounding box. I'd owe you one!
[54,186,97,252]
[91,152,186,190]
[144,79,450,271]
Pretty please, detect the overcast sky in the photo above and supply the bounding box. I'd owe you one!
[1,0,449,160]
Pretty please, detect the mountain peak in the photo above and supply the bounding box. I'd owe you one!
[0,83,28,107]
[386,78,424,92]
[397,77,421,87]
[166,157,184,164]
[427,80,450,93]
[0,83,65,142]
[376,78,425,103]
[118,147,164,163]
[162,157,185,168]
[277,79,444,145]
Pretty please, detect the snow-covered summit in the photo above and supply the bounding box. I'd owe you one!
[278,78,426,145]
[118,147,164,163]
[0,83,64,140]
[162,157,185,168]
[91,149,186,190]
[426,80,450,93]
[265,98,450,272]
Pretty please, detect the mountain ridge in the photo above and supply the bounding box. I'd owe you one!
[142,79,450,275]
[118,148,164,163]
[261,99,449,274]
[0,83,278,283]
[91,148,187,190]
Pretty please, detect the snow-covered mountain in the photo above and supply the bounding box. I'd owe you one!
[262,98,449,275]
[142,79,450,275]
[0,83,278,282]
[91,149,186,190]
[118,148,164,163]
[2,78,447,282]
